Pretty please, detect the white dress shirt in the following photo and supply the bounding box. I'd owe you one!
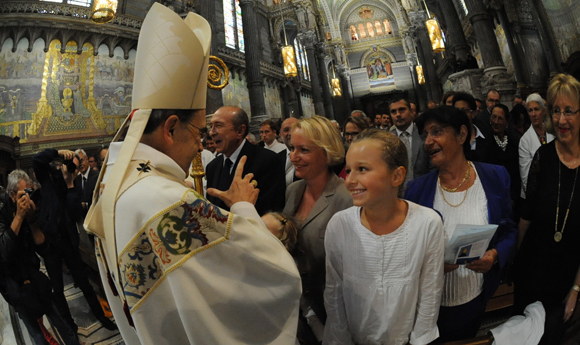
[265,140,287,154]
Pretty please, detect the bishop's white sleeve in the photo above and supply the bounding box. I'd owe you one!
[409,217,445,345]
[323,217,354,345]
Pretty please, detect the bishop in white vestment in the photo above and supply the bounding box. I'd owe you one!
[84,4,301,344]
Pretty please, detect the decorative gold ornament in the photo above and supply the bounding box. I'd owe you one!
[331,78,342,97]
[416,64,425,85]
[207,55,230,90]
[282,45,298,78]
[91,0,118,24]
[425,18,445,53]
[190,152,205,195]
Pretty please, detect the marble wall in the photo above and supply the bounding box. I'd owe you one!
[543,0,580,62]
[222,72,252,116]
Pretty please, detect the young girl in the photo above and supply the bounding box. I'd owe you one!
[261,212,299,253]
[324,129,445,345]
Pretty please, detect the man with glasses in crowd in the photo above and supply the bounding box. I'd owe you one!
[453,92,492,163]
[476,89,501,136]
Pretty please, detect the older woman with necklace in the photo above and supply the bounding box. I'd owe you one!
[519,93,555,201]
[405,106,516,343]
[515,74,580,345]
[488,104,521,218]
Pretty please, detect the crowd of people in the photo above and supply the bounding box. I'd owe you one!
[179,73,577,345]
[2,74,580,344]
[1,4,579,344]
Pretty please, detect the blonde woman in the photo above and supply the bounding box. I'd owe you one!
[515,74,580,344]
[284,115,353,327]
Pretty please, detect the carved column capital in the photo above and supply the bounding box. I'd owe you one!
[483,0,504,10]
[238,0,256,6]
[469,12,494,26]
[300,31,318,47]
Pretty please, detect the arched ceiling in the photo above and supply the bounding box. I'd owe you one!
[317,0,411,40]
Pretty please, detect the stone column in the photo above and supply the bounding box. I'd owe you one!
[464,0,516,100]
[493,4,526,88]
[292,78,304,118]
[337,65,352,118]
[438,0,470,61]
[239,0,268,128]
[530,0,561,75]
[317,43,334,120]
[301,31,325,116]
[465,0,503,68]
[409,11,441,104]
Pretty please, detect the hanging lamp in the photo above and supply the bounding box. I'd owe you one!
[281,15,298,78]
[91,0,118,24]
[422,0,445,53]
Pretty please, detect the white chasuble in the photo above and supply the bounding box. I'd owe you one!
[92,143,301,344]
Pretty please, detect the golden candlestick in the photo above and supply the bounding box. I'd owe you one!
[190,151,205,195]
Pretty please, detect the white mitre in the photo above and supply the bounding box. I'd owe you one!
[85,2,211,295]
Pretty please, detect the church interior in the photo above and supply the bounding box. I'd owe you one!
[0,0,580,344]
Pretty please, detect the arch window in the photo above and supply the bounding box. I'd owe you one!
[374,21,384,36]
[351,20,393,41]
[383,19,392,35]
[224,0,245,52]
[350,25,359,41]
[41,0,92,4]
[357,23,367,39]
[366,22,375,38]
[294,37,310,81]
[459,0,468,15]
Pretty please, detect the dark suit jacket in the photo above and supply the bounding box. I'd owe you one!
[33,148,82,246]
[283,173,353,322]
[74,168,98,217]
[206,141,286,215]
[390,124,429,179]
[466,124,494,164]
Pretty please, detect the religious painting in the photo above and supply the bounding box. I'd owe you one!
[0,37,134,142]
[364,49,395,89]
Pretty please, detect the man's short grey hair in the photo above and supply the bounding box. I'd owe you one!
[351,110,368,119]
[246,133,257,143]
[7,170,31,193]
[75,148,87,157]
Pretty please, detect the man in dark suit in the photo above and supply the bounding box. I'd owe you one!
[389,97,429,185]
[206,106,286,215]
[453,92,492,163]
[278,117,299,187]
[475,89,500,137]
[34,148,116,332]
[74,149,98,216]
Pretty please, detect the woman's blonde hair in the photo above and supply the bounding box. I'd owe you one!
[352,129,408,195]
[545,73,580,135]
[292,115,345,166]
[266,212,299,253]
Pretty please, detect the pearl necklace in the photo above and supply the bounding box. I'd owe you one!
[494,135,508,151]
